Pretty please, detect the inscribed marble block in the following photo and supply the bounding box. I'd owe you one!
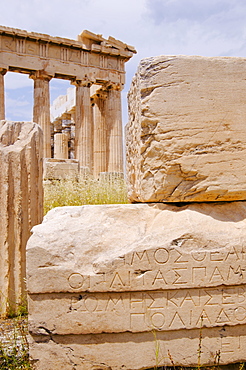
[126,55,246,202]
[27,202,246,369]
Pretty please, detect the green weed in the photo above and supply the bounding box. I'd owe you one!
[0,316,31,369]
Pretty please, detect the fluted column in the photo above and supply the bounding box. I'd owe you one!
[93,89,108,177]
[106,84,124,173]
[0,121,43,316]
[30,71,52,158]
[72,80,93,172]
[0,69,7,120]
[54,133,68,159]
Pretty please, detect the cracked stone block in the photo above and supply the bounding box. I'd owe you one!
[27,202,246,369]
[126,55,246,202]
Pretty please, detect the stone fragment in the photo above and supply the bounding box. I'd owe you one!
[0,120,43,315]
[43,158,79,180]
[126,55,246,203]
[27,202,246,369]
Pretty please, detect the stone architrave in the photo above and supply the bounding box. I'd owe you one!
[73,80,93,173]
[27,202,246,369]
[126,55,246,203]
[30,71,52,158]
[106,84,124,173]
[0,69,6,120]
[0,121,43,316]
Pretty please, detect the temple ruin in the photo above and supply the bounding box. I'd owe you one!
[0,26,136,176]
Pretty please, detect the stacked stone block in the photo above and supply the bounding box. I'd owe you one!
[27,56,246,369]
[0,121,43,316]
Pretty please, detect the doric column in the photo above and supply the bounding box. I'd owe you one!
[106,84,124,173]
[92,89,108,177]
[30,71,52,158]
[72,79,93,172]
[0,69,7,120]
[54,133,68,159]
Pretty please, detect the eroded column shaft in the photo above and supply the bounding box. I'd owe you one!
[74,82,93,172]
[93,92,107,176]
[54,133,68,159]
[0,121,43,316]
[106,88,124,173]
[31,72,51,158]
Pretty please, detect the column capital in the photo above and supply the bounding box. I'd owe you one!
[101,81,123,92]
[29,70,53,81]
[71,77,92,88]
[0,68,7,76]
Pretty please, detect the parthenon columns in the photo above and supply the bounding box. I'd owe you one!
[73,80,93,173]
[30,71,52,158]
[0,69,6,120]
[93,89,108,176]
[54,133,68,159]
[106,85,124,173]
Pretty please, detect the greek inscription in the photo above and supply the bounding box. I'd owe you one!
[110,271,128,288]
[105,296,124,311]
[191,251,206,261]
[192,266,206,283]
[209,266,224,282]
[154,248,169,264]
[131,250,150,265]
[169,312,185,328]
[65,285,246,333]
[150,311,165,329]
[216,308,230,323]
[221,335,241,353]
[68,273,84,289]
[152,270,167,286]
[172,268,188,285]
[174,249,188,263]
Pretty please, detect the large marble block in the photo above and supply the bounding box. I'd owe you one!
[126,55,246,202]
[27,202,246,369]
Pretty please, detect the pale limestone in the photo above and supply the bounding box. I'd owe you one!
[0,120,43,316]
[43,158,79,180]
[27,202,246,368]
[126,55,246,203]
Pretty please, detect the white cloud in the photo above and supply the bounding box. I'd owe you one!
[1,0,246,123]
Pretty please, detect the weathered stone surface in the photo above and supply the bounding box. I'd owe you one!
[43,158,79,180]
[126,55,246,203]
[0,120,43,315]
[27,202,246,368]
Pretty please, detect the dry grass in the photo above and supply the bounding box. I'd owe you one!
[44,174,129,214]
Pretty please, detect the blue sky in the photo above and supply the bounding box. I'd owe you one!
[1,0,246,124]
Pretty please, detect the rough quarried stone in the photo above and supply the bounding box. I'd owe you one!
[126,55,246,203]
[27,202,246,369]
[43,158,79,180]
[0,120,43,316]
